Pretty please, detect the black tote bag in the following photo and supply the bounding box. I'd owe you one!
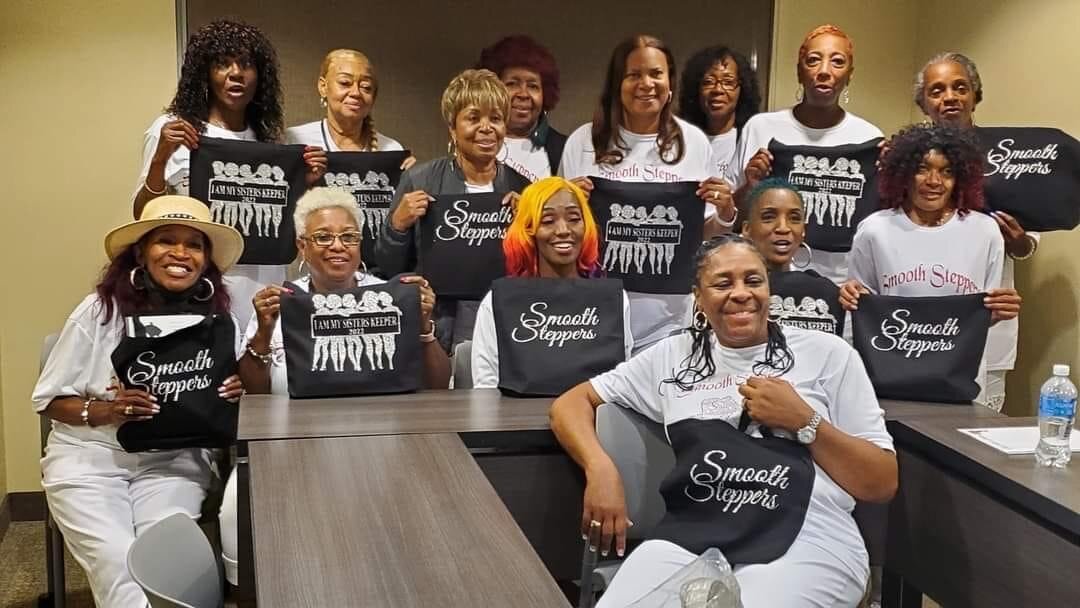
[111,314,238,452]
[323,150,411,272]
[768,137,883,252]
[767,269,845,336]
[851,294,991,403]
[976,126,1080,231]
[418,192,510,299]
[589,178,704,294]
[491,277,626,396]
[189,137,307,265]
[278,280,422,398]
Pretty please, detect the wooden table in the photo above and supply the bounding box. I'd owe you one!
[248,433,570,607]
[884,414,1080,607]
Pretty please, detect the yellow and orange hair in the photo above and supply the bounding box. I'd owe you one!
[503,177,600,277]
[797,24,855,64]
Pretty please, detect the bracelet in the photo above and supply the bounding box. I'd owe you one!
[714,208,737,228]
[142,180,167,196]
[419,320,437,343]
[80,397,94,426]
[1008,234,1038,261]
[246,343,274,364]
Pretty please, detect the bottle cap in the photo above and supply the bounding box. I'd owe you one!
[1053,364,1071,376]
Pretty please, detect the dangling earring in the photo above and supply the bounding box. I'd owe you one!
[193,277,215,302]
[795,84,804,104]
[693,309,709,332]
[841,87,851,105]
[447,139,456,157]
[298,258,307,276]
[792,243,813,270]
[320,96,328,109]
[129,267,147,290]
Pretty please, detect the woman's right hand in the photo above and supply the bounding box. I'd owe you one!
[581,462,631,558]
[744,148,773,188]
[569,176,594,195]
[839,280,869,311]
[390,190,434,232]
[103,384,159,426]
[153,118,200,162]
[252,285,292,336]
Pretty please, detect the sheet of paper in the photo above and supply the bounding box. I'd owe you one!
[958,426,1080,455]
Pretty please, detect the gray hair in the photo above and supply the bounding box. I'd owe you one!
[913,52,983,114]
[292,187,363,236]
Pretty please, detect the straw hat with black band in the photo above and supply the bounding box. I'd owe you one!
[104,195,244,271]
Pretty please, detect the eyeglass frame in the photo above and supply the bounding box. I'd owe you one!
[699,77,741,92]
[301,230,363,248]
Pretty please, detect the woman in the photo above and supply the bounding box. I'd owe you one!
[914,52,1036,412]
[220,187,450,584]
[732,24,883,286]
[551,235,897,607]
[285,48,414,169]
[841,124,1021,400]
[741,178,844,335]
[478,35,568,181]
[470,176,632,386]
[132,19,326,326]
[33,196,246,608]
[560,35,736,352]
[376,68,529,350]
[678,45,762,178]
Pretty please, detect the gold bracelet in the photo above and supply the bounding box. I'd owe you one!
[246,343,274,364]
[80,397,94,426]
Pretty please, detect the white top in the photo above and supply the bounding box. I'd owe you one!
[284,119,405,152]
[559,117,717,350]
[590,327,893,581]
[498,136,551,183]
[708,130,738,180]
[470,290,635,388]
[465,182,495,194]
[729,108,884,286]
[243,272,385,395]
[32,294,243,449]
[985,232,1040,371]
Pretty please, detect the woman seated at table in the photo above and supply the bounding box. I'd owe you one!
[33,196,246,607]
[550,235,897,607]
[741,178,844,335]
[219,187,450,585]
[470,176,632,387]
[376,68,529,350]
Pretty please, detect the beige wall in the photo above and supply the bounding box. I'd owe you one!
[0,1,178,492]
[911,0,1080,414]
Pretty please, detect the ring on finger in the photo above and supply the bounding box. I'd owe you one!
[124,405,133,416]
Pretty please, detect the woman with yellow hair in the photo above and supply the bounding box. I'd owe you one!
[470,177,632,387]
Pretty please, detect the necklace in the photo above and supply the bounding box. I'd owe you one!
[909,207,954,227]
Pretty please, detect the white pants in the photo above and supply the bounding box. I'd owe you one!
[220,467,240,585]
[984,370,1007,413]
[597,539,865,608]
[42,433,212,608]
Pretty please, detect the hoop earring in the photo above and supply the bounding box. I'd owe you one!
[358,260,368,278]
[792,243,812,269]
[447,139,456,157]
[129,267,147,290]
[693,309,709,332]
[193,277,215,302]
[841,87,851,105]
[794,84,804,104]
[298,259,307,276]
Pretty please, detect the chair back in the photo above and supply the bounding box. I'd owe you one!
[127,513,223,608]
[594,403,674,537]
[453,339,474,389]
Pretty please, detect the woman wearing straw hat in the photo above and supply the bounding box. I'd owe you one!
[32,196,247,607]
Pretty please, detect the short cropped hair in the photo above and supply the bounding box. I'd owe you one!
[293,187,364,236]
[440,69,510,127]
[913,52,983,114]
[478,35,561,112]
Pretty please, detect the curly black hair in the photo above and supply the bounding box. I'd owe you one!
[166,20,283,142]
[878,123,985,214]
[678,46,761,136]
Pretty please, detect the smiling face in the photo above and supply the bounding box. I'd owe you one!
[209,54,258,115]
[910,149,956,213]
[921,60,976,128]
[620,47,671,129]
[138,225,209,293]
[319,53,376,125]
[535,189,586,278]
[797,34,853,108]
[693,244,771,348]
[501,66,544,137]
[450,103,506,165]
[699,56,741,132]
[298,206,361,287]
[741,188,806,270]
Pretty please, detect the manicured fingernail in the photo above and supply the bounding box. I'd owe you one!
[601,550,609,557]
[582,533,589,541]
[589,545,597,553]
[283,287,293,294]
[617,549,625,557]
[150,395,158,402]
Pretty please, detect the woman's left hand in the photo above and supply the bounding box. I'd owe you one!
[501,191,521,212]
[400,155,418,171]
[303,146,329,187]
[985,287,1022,324]
[697,177,736,224]
[738,377,816,434]
[991,211,1036,258]
[400,275,436,330]
[218,374,245,403]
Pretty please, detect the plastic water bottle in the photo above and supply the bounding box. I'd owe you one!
[1035,364,1077,467]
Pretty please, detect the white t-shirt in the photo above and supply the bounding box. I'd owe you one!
[590,327,892,582]
[32,294,243,449]
[243,272,385,395]
[498,136,551,183]
[465,182,495,194]
[470,290,635,388]
[708,130,738,180]
[134,114,286,328]
[985,232,1039,371]
[729,109,884,286]
[284,119,405,152]
[559,117,717,350]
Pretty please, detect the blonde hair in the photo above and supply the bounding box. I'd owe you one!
[440,68,510,127]
[319,49,380,151]
[293,187,363,236]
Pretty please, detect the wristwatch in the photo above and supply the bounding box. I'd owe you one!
[796,412,823,445]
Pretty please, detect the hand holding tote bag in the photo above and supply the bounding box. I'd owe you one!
[418,192,511,299]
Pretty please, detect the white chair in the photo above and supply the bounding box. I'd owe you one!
[452,339,474,389]
[578,403,675,608]
[126,512,223,608]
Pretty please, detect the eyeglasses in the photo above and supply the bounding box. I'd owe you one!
[304,231,362,248]
[700,77,740,92]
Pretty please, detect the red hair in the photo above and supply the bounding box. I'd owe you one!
[478,35,561,112]
[798,24,855,64]
[503,177,600,277]
[877,123,985,215]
